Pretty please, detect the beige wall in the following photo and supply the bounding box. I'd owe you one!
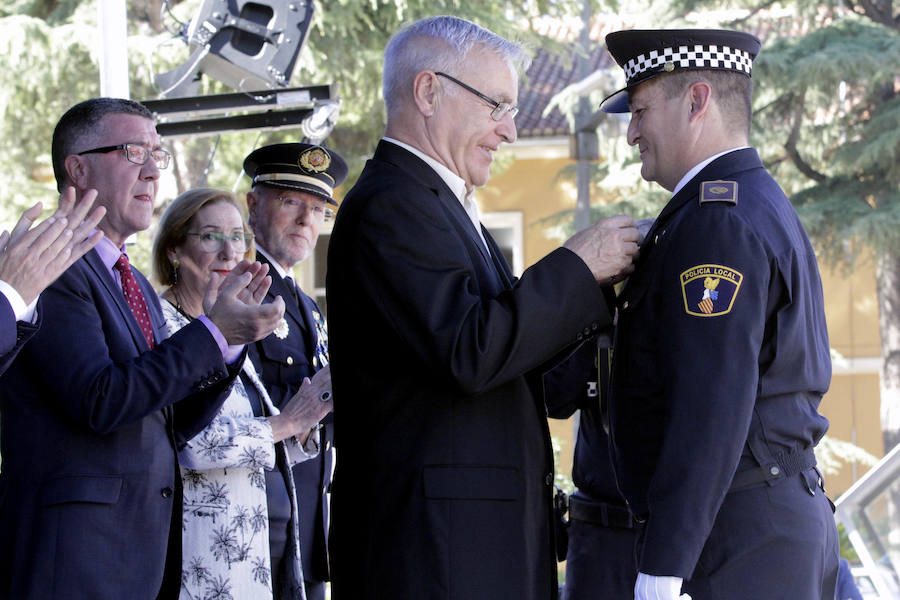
[819,260,884,495]
[481,148,885,497]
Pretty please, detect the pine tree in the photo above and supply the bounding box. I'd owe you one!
[669,0,900,450]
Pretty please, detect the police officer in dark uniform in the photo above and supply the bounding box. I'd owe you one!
[599,29,839,599]
[244,143,349,600]
[546,312,639,600]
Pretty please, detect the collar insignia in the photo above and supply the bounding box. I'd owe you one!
[700,180,738,205]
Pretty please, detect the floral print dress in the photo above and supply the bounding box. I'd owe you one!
[161,300,318,600]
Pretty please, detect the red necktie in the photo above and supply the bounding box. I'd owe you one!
[114,253,156,349]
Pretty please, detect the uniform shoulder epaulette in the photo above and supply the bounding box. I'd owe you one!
[699,180,738,206]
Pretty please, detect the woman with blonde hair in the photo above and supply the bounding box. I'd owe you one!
[153,187,332,600]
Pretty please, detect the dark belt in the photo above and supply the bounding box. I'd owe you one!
[729,446,817,493]
[568,495,636,530]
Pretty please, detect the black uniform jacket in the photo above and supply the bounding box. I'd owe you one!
[609,148,831,578]
[326,140,611,600]
[248,251,332,582]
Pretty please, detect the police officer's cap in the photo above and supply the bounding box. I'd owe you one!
[599,29,761,113]
[243,143,348,206]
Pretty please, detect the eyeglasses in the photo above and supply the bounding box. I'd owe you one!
[435,72,519,121]
[277,195,335,223]
[78,143,171,169]
[186,231,253,253]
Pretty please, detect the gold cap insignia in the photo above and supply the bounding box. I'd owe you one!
[299,147,331,174]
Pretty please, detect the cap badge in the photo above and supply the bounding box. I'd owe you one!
[664,61,675,72]
[299,147,331,174]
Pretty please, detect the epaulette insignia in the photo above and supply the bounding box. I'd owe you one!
[680,264,743,317]
[700,180,738,206]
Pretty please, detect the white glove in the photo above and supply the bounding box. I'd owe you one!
[634,572,692,600]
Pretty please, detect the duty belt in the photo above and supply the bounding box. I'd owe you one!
[728,446,817,493]
[568,495,636,530]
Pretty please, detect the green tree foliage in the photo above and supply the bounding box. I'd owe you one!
[657,0,900,450]
[0,0,589,266]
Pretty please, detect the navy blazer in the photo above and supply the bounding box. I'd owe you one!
[0,249,240,599]
[248,251,332,582]
[0,292,39,376]
[327,141,612,600]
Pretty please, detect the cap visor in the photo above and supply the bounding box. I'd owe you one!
[599,88,630,113]
[258,180,338,206]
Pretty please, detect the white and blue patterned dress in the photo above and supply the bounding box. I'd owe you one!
[161,300,318,600]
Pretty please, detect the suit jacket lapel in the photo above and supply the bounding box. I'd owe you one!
[84,250,150,352]
[373,141,505,290]
[256,251,316,362]
[257,252,308,334]
[296,292,320,361]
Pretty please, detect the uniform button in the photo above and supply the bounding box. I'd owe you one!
[161,487,173,498]
[769,465,780,477]
[576,333,584,341]
[545,473,553,486]
[623,301,630,309]
[286,356,294,365]
[591,322,599,331]
[583,327,591,336]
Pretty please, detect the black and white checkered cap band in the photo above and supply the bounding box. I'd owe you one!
[624,44,753,82]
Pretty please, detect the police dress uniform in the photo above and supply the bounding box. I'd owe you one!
[243,143,348,600]
[601,29,840,599]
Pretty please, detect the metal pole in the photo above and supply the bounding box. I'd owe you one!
[573,0,593,232]
[98,0,130,98]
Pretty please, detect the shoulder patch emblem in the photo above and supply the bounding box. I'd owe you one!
[680,264,743,317]
[700,180,738,206]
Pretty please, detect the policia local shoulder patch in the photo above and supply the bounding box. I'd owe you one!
[680,264,743,317]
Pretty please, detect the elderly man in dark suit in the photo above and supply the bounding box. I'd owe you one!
[0,190,105,374]
[244,142,348,600]
[0,97,284,599]
[326,15,641,600]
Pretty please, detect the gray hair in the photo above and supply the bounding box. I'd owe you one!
[382,15,531,117]
[51,97,155,192]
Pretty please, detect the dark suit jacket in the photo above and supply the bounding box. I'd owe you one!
[248,251,332,582]
[326,141,612,600]
[0,249,239,599]
[0,293,39,376]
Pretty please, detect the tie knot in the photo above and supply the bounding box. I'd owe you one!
[114,253,131,273]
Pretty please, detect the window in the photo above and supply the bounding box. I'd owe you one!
[483,211,524,276]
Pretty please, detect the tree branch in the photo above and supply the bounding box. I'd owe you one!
[784,89,828,182]
[856,0,895,27]
[726,0,782,27]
